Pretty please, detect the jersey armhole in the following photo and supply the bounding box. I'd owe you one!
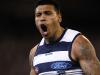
[32,43,40,67]
[69,33,81,63]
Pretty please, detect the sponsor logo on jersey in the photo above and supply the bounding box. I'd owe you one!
[51,62,72,70]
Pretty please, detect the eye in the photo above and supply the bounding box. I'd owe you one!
[45,11,52,15]
[35,13,41,17]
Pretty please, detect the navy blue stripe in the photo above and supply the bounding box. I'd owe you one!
[34,61,81,74]
[35,42,72,55]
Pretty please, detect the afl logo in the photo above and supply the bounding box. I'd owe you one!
[51,62,72,70]
[35,67,39,73]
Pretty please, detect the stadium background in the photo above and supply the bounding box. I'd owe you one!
[0,0,100,75]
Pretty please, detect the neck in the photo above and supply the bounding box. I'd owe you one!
[45,27,65,44]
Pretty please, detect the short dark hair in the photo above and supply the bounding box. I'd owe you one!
[33,0,61,13]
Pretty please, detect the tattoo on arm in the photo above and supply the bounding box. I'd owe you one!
[76,35,100,75]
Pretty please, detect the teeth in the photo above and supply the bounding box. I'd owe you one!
[41,24,47,32]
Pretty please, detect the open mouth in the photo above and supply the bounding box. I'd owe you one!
[41,24,47,32]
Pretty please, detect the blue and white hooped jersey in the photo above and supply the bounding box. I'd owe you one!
[33,29,84,75]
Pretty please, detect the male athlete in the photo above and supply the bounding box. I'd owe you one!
[29,0,100,75]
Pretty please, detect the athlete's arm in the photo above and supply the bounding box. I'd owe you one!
[29,45,38,75]
[72,35,100,75]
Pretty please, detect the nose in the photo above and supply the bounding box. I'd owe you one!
[40,14,46,21]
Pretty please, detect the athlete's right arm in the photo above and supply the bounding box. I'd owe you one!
[29,45,38,75]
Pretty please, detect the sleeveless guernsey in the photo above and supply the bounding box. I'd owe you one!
[33,29,84,75]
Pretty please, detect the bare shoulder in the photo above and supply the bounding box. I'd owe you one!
[30,45,38,57]
[72,34,97,60]
[29,45,38,67]
[72,33,100,75]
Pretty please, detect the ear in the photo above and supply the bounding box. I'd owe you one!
[58,13,62,23]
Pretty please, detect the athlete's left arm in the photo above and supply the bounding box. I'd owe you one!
[72,35,100,75]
